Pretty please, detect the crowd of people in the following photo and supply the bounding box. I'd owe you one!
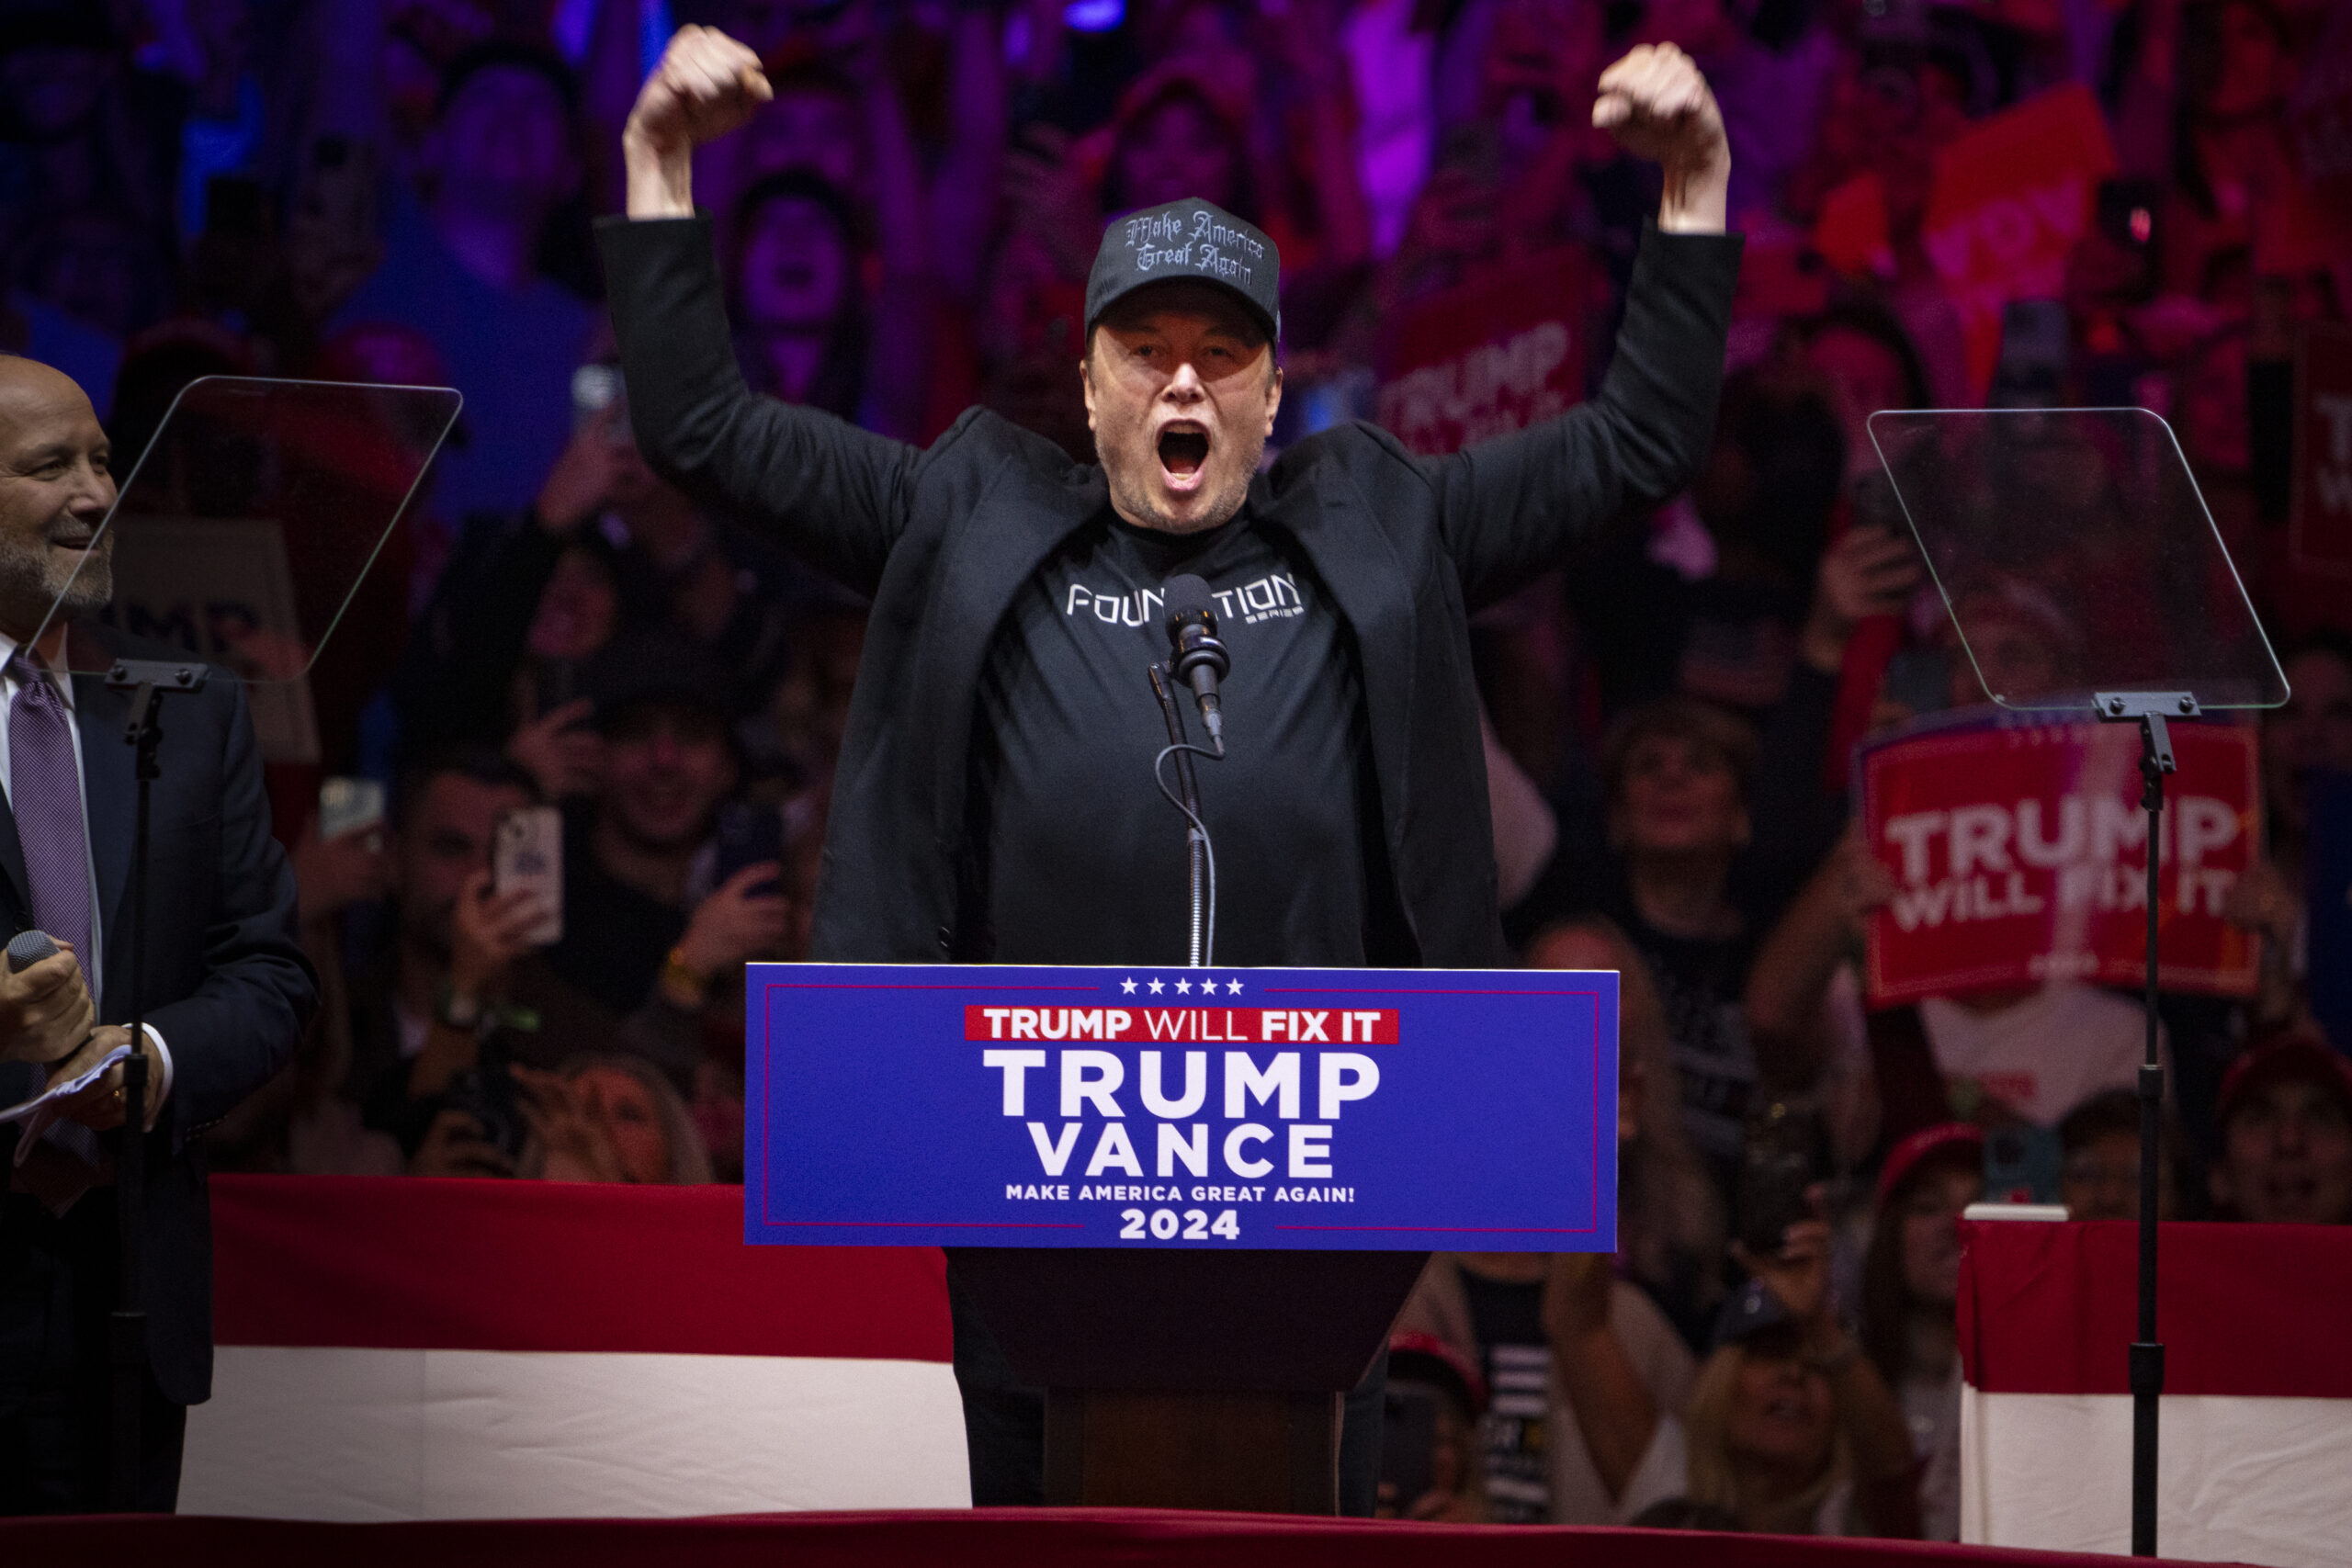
[2,0,2347,1540]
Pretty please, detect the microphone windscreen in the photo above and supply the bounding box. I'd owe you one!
[1165,574,1215,626]
[6,930,58,973]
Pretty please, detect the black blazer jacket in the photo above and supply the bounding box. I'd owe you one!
[596,216,1742,969]
[0,626,316,1405]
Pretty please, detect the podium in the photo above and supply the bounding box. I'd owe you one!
[950,1247,1427,1511]
[745,962,1623,1514]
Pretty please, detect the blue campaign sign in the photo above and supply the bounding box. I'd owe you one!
[745,964,1618,1251]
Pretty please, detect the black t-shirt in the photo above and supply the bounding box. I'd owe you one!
[968,508,1372,966]
[1609,890,1759,1205]
[1460,1270,1552,1524]
[544,809,689,1016]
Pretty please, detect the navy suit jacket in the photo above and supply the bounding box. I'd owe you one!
[0,625,316,1405]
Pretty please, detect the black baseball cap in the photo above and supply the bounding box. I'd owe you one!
[1085,197,1280,348]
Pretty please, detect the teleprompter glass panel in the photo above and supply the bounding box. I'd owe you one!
[1867,407,2287,712]
[34,378,460,761]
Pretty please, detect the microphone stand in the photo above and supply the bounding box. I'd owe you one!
[105,657,209,1510]
[1148,666,1214,967]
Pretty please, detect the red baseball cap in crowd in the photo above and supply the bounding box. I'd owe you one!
[1877,1122,1986,1208]
[1387,1331,1488,1416]
[2217,1031,2352,1126]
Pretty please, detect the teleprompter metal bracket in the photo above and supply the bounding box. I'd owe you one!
[2093,691,2198,775]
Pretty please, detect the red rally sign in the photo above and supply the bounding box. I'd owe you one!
[1860,716,2260,1005]
[1376,248,1597,457]
[966,1006,1400,1044]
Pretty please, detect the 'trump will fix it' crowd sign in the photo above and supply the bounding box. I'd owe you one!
[1860,713,2262,1005]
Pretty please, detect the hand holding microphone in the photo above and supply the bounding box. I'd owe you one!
[0,930,96,1066]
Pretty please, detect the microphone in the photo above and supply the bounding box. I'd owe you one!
[1163,575,1230,755]
[6,930,58,972]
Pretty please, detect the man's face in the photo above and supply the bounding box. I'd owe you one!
[600,705,736,851]
[1082,283,1280,536]
[2063,1127,2175,1224]
[2213,1077,2352,1225]
[395,773,535,956]
[1114,96,1240,213]
[436,64,578,211]
[1611,734,1748,860]
[0,358,116,640]
[739,197,852,331]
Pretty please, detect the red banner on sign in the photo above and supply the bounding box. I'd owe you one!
[1860,716,2261,1005]
[1920,85,2117,398]
[1376,249,1596,457]
[964,1006,1401,1044]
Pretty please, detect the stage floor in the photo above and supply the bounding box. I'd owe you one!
[0,1507,2222,1567]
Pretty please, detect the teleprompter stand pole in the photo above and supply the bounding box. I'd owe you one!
[2095,689,2192,1558]
[104,658,209,1510]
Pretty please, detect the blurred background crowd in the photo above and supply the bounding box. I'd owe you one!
[2,0,2348,1539]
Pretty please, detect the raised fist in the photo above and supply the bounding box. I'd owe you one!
[1592,43,1731,232]
[622,26,773,217]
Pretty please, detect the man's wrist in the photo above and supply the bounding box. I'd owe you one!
[623,126,695,220]
[1657,155,1732,235]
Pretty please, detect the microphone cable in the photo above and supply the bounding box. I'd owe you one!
[1152,739,1223,966]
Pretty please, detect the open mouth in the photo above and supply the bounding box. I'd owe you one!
[1157,424,1210,486]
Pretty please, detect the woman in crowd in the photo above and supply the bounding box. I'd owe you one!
[1550,1197,1921,1535]
[1857,1123,1983,1541]
[518,1055,714,1186]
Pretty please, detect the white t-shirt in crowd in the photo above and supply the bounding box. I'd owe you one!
[1614,1412,1851,1534]
[1918,982,2158,1127]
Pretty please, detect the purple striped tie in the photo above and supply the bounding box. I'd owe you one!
[9,650,91,968]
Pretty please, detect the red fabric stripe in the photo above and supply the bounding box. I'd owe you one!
[1957,1218,2352,1397]
[210,1176,951,1360]
[0,1508,2228,1568]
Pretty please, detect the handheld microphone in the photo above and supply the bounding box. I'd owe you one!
[1163,575,1230,754]
[6,930,58,972]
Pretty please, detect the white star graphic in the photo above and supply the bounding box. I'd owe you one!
[1227,978,1243,995]
[1175,978,1193,995]
[1148,978,1164,994]
[1121,976,1137,994]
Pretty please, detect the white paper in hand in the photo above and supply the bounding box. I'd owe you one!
[3,1043,133,1166]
